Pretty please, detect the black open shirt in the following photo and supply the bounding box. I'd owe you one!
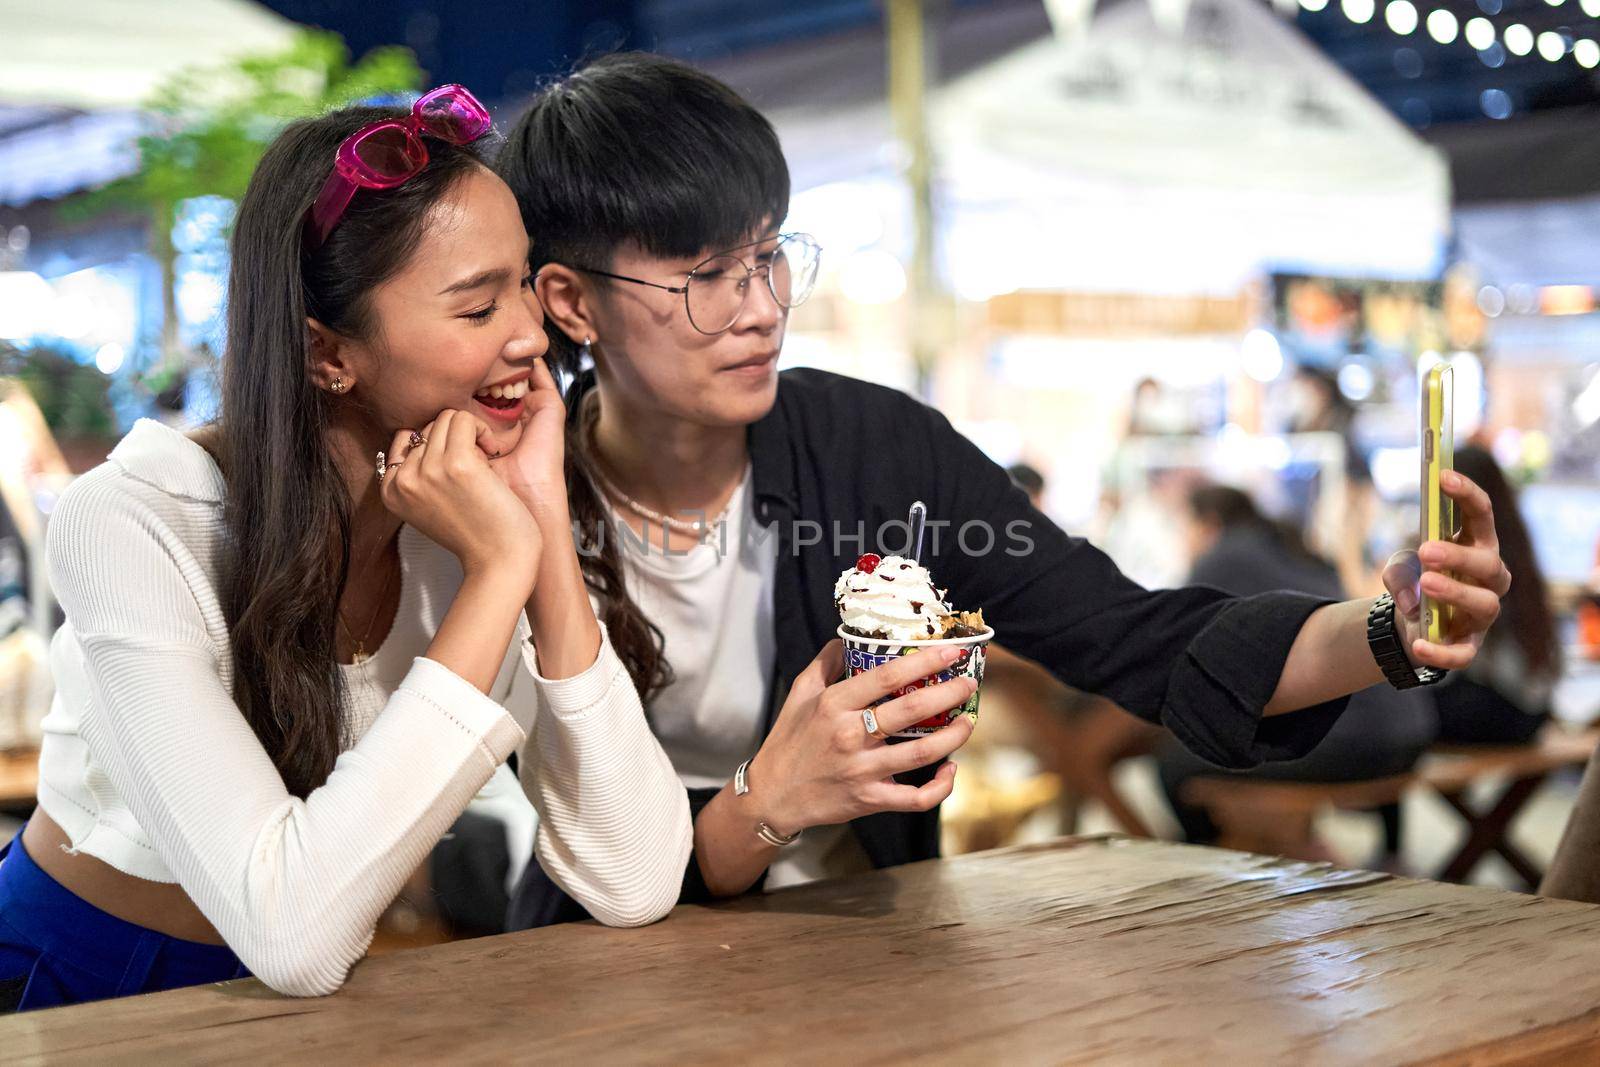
[508,369,1349,926]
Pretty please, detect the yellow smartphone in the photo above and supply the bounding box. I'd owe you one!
[1420,363,1456,643]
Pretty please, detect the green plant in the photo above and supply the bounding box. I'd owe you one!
[3,344,116,440]
[67,30,421,369]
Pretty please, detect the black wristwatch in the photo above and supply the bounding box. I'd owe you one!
[1366,592,1447,690]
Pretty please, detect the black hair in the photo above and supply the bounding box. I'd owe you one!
[497,51,791,363]
[493,52,792,704]
[1187,484,1322,567]
[222,106,487,797]
[1007,463,1045,499]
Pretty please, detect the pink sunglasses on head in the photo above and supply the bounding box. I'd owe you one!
[303,84,493,250]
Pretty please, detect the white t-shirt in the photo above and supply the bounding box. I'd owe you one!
[614,468,871,890]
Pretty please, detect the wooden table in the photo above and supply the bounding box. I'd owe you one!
[8,835,1600,1065]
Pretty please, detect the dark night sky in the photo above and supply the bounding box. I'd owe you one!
[253,0,895,106]
[255,0,1600,126]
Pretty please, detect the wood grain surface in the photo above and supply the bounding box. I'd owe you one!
[7,835,1600,1066]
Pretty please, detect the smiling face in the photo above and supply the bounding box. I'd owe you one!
[582,230,787,429]
[333,166,548,457]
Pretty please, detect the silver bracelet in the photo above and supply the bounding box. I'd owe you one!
[755,821,801,848]
[732,758,801,847]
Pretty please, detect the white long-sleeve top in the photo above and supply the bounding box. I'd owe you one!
[35,419,691,996]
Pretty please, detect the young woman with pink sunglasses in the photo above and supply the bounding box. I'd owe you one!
[0,87,692,1010]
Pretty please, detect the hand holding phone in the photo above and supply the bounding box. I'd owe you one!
[1380,361,1511,674]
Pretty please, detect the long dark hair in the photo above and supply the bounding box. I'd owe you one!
[221,107,486,797]
[496,52,791,704]
[1454,446,1559,676]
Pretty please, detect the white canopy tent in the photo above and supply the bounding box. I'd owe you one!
[936,0,1450,296]
[775,0,1450,300]
[0,0,300,207]
[0,0,298,110]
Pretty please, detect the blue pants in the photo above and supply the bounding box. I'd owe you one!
[0,829,248,1012]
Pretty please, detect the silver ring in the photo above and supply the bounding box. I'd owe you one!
[374,450,387,481]
[862,708,888,740]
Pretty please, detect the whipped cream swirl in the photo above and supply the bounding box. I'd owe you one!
[834,555,951,641]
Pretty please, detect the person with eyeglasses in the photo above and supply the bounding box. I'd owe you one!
[494,53,1513,927]
[0,88,695,1010]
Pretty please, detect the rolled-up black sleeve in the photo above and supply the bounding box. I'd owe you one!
[1161,590,1348,768]
[911,404,1350,771]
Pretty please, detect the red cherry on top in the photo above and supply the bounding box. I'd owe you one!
[855,553,882,574]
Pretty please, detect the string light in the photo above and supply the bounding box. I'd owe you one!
[1464,16,1496,49]
[1288,0,1600,70]
[1426,9,1458,42]
[1386,0,1419,33]
[1343,0,1376,24]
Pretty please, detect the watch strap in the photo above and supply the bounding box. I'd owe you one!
[1367,592,1447,690]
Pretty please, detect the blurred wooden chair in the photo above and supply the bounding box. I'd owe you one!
[942,770,1062,854]
[1183,726,1600,888]
[975,646,1164,839]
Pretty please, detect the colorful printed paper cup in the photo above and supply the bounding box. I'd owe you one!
[837,625,994,738]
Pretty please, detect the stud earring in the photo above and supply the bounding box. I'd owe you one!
[330,377,345,393]
[579,337,593,363]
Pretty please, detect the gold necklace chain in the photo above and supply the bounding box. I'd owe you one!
[338,544,397,665]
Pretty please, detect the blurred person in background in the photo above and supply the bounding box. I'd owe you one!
[1287,366,1369,481]
[1000,461,1163,838]
[1433,446,1560,745]
[1006,462,1046,511]
[1287,365,1378,595]
[1158,485,1435,863]
[1126,376,1192,438]
[1096,377,1198,589]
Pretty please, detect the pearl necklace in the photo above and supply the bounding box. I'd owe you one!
[589,463,735,538]
[581,393,736,540]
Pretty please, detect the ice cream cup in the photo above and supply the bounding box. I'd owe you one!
[836,625,995,738]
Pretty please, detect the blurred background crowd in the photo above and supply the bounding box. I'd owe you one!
[2,0,1599,941]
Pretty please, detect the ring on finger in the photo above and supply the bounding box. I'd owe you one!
[408,431,426,449]
[374,450,387,481]
[861,707,889,741]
